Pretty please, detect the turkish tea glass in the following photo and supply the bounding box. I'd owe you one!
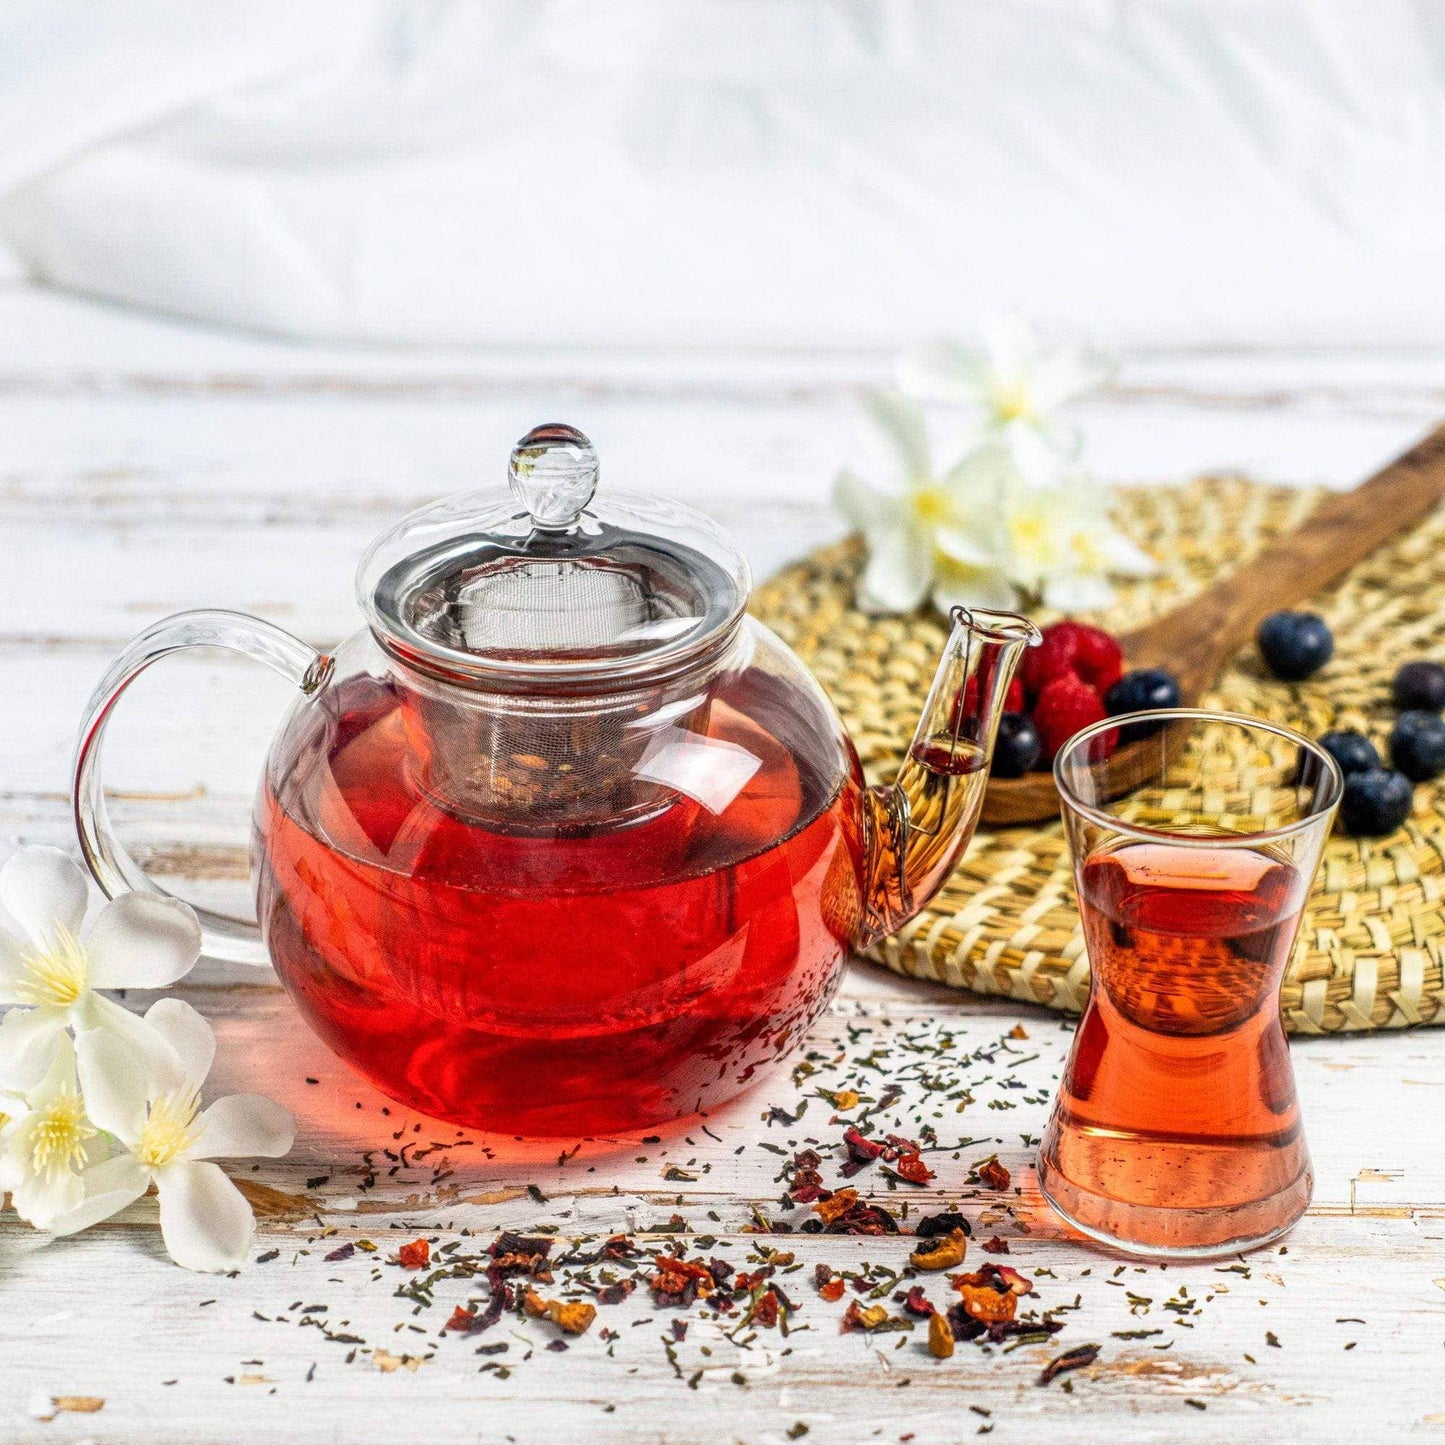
[1037,709,1343,1257]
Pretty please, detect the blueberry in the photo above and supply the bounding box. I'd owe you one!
[1104,668,1181,743]
[990,712,1041,778]
[1393,660,1445,712]
[1390,710,1445,782]
[1256,611,1334,682]
[1316,730,1381,778]
[1340,768,1414,836]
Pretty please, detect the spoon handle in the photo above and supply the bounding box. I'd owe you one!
[1123,422,1445,689]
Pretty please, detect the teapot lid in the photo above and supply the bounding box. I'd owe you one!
[358,424,751,689]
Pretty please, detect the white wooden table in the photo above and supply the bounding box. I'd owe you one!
[4,285,1445,1442]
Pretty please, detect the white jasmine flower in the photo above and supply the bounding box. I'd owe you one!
[931,444,1157,613]
[0,848,202,1089]
[55,998,295,1272]
[0,1032,104,1230]
[833,390,1013,614]
[898,316,1114,485]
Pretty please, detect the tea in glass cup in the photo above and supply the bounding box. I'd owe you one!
[1038,710,1342,1257]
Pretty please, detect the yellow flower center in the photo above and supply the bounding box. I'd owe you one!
[14,926,89,1009]
[910,486,952,527]
[989,380,1033,423]
[136,1088,201,1169]
[1009,510,1058,566]
[28,1089,95,1179]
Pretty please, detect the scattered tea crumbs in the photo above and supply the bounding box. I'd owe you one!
[1038,1343,1100,1386]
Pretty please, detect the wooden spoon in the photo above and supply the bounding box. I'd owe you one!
[981,422,1445,827]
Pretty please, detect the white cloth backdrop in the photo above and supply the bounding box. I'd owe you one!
[2,0,1443,349]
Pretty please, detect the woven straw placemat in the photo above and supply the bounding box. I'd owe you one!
[752,475,1445,1034]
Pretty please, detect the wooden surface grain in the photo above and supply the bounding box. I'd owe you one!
[2,283,1444,1442]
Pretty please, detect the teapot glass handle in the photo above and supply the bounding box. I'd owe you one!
[71,610,333,967]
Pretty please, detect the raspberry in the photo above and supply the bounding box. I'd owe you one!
[955,673,1025,729]
[1032,674,1114,764]
[1020,621,1123,698]
[1069,623,1124,694]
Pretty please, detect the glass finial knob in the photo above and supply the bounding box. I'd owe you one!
[509,423,598,530]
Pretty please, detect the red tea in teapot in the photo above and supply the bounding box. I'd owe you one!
[76,423,1038,1140]
[256,665,866,1135]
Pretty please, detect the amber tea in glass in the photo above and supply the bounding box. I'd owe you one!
[1038,710,1342,1257]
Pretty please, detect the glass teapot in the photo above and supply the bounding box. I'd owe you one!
[73,425,1038,1134]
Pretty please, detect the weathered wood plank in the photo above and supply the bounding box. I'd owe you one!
[5,283,1445,1442]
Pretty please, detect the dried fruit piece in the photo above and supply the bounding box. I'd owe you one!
[953,1262,1034,1297]
[552,1301,597,1335]
[814,1188,859,1225]
[956,1284,1016,1324]
[975,1156,1012,1191]
[841,1300,890,1333]
[522,1289,597,1335]
[928,1311,956,1359]
[910,1227,967,1271]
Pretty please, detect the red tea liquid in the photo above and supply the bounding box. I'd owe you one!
[255,671,864,1135]
[1038,841,1313,1255]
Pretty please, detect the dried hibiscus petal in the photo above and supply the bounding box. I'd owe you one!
[751,1290,781,1329]
[915,1212,971,1239]
[396,1239,430,1270]
[901,1285,935,1318]
[490,1231,554,1259]
[445,1306,478,1333]
[909,1228,967,1272]
[840,1127,887,1176]
[982,1235,1010,1253]
[892,1152,935,1185]
[596,1280,635,1306]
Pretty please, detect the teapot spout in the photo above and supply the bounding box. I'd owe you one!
[854,607,1040,949]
